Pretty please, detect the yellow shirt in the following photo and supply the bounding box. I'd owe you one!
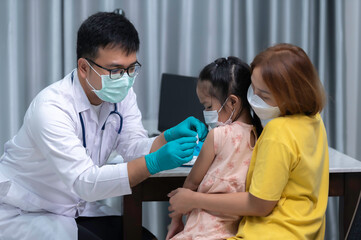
[229,114,329,240]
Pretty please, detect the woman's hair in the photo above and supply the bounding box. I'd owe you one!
[199,56,263,137]
[251,43,326,116]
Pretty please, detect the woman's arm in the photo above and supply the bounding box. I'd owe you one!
[169,189,278,217]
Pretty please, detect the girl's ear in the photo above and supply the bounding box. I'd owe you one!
[228,94,240,108]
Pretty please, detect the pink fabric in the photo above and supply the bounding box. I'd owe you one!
[171,122,255,240]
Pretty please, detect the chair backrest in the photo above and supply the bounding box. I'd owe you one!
[345,190,361,240]
[158,73,204,132]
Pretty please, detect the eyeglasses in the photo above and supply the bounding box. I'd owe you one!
[85,58,141,80]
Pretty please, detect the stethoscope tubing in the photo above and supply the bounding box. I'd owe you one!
[71,70,123,148]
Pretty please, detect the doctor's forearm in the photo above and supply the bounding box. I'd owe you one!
[72,159,151,200]
[73,164,133,202]
[127,157,151,187]
[149,133,167,153]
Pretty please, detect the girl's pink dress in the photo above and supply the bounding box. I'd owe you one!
[171,122,255,240]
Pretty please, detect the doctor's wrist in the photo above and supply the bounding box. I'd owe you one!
[144,153,159,175]
[163,128,173,142]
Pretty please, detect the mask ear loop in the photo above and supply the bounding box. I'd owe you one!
[223,96,243,123]
[85,59,101,77]
[224,106,235,124]
[217,97,230,113]
[218,97,235,124]
[233,96,246,122]
[86,78,98,92]
[85,59,102,92]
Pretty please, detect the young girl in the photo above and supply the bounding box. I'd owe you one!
[167,43,329,240]
[166,57,263,240]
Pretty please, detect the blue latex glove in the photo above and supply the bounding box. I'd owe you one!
[164,116,208,142]
[193,141,203,156]
[145,137,197,175]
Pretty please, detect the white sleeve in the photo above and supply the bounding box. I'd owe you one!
[27,98,131,201]
[116,88,156,162]
[72,163,131,202]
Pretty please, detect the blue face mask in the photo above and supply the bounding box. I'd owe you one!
[86,61,136,103]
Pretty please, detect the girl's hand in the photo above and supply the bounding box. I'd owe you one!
[165,216,184,240]
[168,188,197,217]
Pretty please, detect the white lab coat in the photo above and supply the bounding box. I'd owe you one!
[0,70,155,239]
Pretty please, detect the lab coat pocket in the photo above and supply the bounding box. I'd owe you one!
[0,171,11,197]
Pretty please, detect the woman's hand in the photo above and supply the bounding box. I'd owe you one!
[165,216,184,240]
[168,188,197,217]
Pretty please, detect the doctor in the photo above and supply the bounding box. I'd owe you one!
[0,12,207,240]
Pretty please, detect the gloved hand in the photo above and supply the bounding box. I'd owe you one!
[164,116,208,142]
[145,137,197,175]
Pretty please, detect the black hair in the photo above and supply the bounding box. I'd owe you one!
[76,12,139,60]
[199,56,263,137]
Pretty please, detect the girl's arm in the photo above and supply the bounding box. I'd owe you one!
[183,129,216,190]
[169,189,278,217]
[166,130,216,239]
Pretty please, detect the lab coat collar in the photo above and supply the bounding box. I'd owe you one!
[72,69,91,114]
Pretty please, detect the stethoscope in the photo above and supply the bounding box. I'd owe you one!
[71,70,123,149]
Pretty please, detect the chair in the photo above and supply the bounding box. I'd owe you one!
[345,190,361,240]
[158,73,204,132]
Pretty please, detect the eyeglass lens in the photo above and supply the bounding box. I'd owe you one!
[110,65,140,79]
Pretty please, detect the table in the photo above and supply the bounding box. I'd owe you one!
[123,147,361,239]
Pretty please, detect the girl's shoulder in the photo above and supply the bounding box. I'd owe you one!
[215,121,252,131]
[231,121,255,129]
[230,121,255,135]
[215,121,255,139]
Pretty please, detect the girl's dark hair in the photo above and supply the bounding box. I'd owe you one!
[77,12,140,60]
[199,56,263,137]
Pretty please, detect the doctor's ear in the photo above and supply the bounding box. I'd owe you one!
[77,58,90,80]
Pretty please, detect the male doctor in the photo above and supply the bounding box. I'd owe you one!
[0,12,207,240]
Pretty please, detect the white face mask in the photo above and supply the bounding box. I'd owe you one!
[203,97,234,130]
[247,85,280,120]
